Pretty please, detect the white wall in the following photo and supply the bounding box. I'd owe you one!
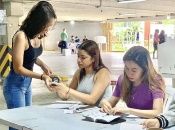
[44,21,103,51]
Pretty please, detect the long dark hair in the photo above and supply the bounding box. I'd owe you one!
[121,46,165,103]
[20,1,57,39]
[78,40,107,81]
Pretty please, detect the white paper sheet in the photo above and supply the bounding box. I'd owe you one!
[45,103,74,109]
[54,100,82,104]
[126,114,139,118]
[120,122,144,130]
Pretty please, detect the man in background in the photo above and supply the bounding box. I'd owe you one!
[59,28,68,53]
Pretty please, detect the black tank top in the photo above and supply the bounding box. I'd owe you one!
[11,33,43,71]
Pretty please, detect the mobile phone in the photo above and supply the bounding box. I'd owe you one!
[50,75,60,83]
[50,82,59,86]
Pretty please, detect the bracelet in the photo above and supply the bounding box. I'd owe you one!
[155,116,162,128]
[160,115,169,128]
[41,74,44,80]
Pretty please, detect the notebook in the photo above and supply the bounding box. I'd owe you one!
[82,107,121,123]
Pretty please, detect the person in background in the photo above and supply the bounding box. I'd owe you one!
[69,35,76,53]
[51,40,112,105]
[100,46,165,118]
[60,28,68,53]
[3,1,57,130]
[70,35,75,43]
[75,36,81,48]
[75,36,80,43]
[159,30,166,44]
[153,29,159,59]
[83,35,88,42]
[136,32,139,41]
[142,94,175,129]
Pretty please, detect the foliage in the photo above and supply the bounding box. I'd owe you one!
[161,19,175,25]
[112,42,126,52]
[112,21,142,51]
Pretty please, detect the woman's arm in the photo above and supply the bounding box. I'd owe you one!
[153,104,175,128]
[117,98,163,118]
[100,75,122,113]
[99,96,120,114]
[142,114,174,128]
[69,68,111,105]
[56,70,79,100]
[68,70,79,90]
[56,68,111,105]
[35,58,52,76]
[142,95,175,128]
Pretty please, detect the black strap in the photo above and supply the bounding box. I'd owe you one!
[161,115,169,128]
[155,116,162,128]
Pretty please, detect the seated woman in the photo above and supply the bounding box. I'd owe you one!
[51,40,112,105]
[142,94,175,129]
[100,46,165,118]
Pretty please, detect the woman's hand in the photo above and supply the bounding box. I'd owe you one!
[141,119,160,129]
[50,82,69,94]
[56,83,69,93]
[50,82,70,100]
[110,105,130,115]
[57,91,69,100]
[100,99,112,114]
[42,74,54,91]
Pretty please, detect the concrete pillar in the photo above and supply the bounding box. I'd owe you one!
[0,0,23,79]
[1,0,23,44]
[144,21,151,51]
[101,22,113,52]
[0,0,3,9]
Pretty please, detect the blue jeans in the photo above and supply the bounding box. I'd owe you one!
[3,70,32,130]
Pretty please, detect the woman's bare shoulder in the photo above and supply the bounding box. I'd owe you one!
[97,67,110,74]
[95,68,110,79]
[14,31,26,39]
[73,69,81,78]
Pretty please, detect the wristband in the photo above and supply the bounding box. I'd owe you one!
[41,74,44,80]
[161,115,169,128]
[155,116,162,128]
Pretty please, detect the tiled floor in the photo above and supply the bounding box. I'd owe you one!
[0,51,172,130]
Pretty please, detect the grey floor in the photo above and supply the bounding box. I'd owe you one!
[0,51,172,130]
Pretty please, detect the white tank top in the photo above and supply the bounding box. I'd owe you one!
[77,73,112,105]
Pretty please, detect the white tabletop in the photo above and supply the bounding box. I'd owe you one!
[0,105,174,130]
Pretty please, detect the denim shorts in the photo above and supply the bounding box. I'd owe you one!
[3,70,32,109]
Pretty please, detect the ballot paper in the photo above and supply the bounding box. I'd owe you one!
[45,103,75,109]
[43,100,82,109]
[45,102,90,111]
[54,100,82,104]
